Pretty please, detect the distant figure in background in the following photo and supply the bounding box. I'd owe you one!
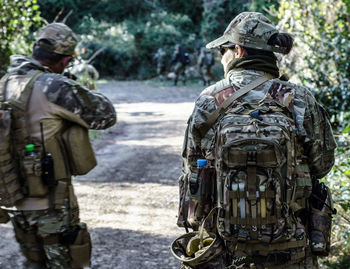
[153,48,167,81]
[197,46,214,86]
[70,59,99,90]
[170,44,190,86]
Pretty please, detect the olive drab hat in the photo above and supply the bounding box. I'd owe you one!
[206,12,287,54]
[35,23,78,56]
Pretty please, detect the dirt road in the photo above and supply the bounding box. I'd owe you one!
[0,80,203,269]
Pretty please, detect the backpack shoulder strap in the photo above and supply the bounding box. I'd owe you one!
[199,75,274,137]
[7,70,43,147]
[8,70,43,111]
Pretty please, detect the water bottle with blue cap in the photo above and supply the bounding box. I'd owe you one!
[189,159,207,198]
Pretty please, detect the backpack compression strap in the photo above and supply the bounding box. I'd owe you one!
[198,74,274,137]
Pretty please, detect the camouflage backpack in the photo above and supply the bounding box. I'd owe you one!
[199,76,308,259]
[0,71,42,206]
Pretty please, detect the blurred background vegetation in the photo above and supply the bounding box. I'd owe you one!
[0,0,349,267]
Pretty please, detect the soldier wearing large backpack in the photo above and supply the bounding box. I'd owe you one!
[173,12,336,269]
[0,23,116,268]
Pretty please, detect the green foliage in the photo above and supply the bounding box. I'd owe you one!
[37,0,280,79]
[0,0,42,74]
[322,127,350,268]
[277,0,350,123]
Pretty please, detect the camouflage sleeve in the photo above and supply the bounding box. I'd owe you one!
[177,95,217,229]
[41,74,116,129]
[302,92,337,178]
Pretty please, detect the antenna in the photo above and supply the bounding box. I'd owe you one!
[40,122,46,155]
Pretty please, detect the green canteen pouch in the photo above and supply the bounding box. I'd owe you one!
[62,125,97,175]
[23,154,48,197]
[69,222,91,269]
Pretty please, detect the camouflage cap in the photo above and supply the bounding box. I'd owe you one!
[206,12,286,53]
[35,23,78,56]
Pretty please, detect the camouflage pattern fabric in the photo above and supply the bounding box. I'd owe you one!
[8,55,116,130]
[2,53,116,268]
[171,45,188,85]
[6,206,77,269]
[206,12,287,54]
[153,48,167,79]
[197,48,214,86]
[177,66,336,268]
[173,62,186,84]
[35,23,78,56]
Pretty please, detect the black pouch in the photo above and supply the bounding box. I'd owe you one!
[309,185,335,256]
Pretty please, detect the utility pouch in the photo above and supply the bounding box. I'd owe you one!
[62,125,97,175]
[189,168,215,201]
[0,208,10,223]
[0,109,24,206]
[69,222,92,269]
[188,168,216,229]
[177,174,189,228]
[309,186,335,256]
[23,153,48,197]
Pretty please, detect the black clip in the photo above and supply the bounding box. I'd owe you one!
[247,151,257,165]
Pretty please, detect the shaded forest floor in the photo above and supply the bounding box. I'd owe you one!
[0,80,203,269]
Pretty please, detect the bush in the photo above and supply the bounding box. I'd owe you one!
[0,0,42,74]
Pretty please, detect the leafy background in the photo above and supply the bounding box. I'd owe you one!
[0,0,349,267]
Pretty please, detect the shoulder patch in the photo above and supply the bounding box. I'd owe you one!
[264,82,295,110]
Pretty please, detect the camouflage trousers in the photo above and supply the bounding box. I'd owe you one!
[173,62,186,85]
[5,206,83,269]
[199,66,213,86]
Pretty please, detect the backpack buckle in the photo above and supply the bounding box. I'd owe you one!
[247,151,257,166]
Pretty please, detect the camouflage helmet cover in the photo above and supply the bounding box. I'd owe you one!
[206,12,287,53]
[35,23,78,56]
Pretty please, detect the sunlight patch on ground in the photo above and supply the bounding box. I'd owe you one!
[74,182,184,238]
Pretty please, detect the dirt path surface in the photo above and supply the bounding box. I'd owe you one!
[0,80,203,269]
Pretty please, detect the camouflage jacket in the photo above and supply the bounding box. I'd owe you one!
[4,55,116,210]
[178,68,336,228]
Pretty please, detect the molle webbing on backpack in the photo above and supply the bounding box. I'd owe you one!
[199,75,274,137]
[210,77,307,256]
[0,71,42,206]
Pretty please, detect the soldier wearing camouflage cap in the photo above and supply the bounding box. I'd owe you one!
[0,23,116,268]
[174,12,336,269]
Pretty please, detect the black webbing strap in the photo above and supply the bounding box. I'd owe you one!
[198,75,274,137]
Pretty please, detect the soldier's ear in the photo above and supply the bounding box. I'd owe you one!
[234,45,247,58]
